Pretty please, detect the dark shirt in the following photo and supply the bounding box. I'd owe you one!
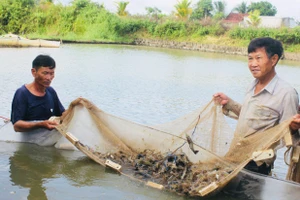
[11,85,65,124]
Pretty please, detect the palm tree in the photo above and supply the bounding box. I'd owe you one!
[247,10,261,27]
[145,7,162,21]
[213,1,226,19]
[115,1,129,17]
[233,1,248,14]
[174,0,192,20]
[214,1,225,13]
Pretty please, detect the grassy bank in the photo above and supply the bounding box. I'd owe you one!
[1,0,300,53]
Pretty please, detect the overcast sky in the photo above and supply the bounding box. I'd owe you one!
[59,0,300,20]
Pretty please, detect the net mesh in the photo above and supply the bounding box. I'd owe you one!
[55,97,296,196]
[286,133,300,183]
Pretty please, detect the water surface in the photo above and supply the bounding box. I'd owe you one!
[0,44,300,199]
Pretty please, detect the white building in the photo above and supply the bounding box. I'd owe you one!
[243,16,297,28]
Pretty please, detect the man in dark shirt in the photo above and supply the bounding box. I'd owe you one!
[11,55,65,132]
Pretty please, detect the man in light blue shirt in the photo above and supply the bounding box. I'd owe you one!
[214,37,299,175]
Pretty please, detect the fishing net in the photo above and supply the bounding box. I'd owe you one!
[54,97,295,197]
[286,133,300,183]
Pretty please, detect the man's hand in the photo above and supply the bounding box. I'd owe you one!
[13,119,59,132]
[213,92,229,105]
[41,120,59,130]
[290,114,300,132]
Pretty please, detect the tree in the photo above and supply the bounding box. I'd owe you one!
[38,0,53,8]
[214,1,225,13]
[174,0,192,20]
[38,0,53,3]
[145,7,162,21]
[190,0,213,20]
[71,0,91,10]
[247,1,277,16]
[213,1,226,19]
[247,10,261,27]
[145,7,161,16]
[115,1,129,17]
[233,1,248,14]
[0,0,36,33]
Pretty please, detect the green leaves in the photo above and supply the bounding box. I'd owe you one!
[154,21,187,38]
[247,10,261,27]
[228,27,300,44]
[174,0,192,20]
[233,1,248,14]
[115,1,129,17]
[247,1,277,16]
[0,0,35,34]
[233,1,277,16]
[191,0,213,20]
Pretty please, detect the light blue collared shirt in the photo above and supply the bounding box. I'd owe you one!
[236,75,299,137]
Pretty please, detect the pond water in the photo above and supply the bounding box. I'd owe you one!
[0,44,300,200]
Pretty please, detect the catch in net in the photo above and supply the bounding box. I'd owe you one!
[54,98,298,196]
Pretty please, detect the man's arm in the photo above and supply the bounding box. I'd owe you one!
[279,90,300,136]
[13,119,58,132]
[213,92,242,119]
[290,114,300,135]
[222,98,242,118]
[289,105,300,135]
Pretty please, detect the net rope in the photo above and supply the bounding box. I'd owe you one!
[55,97,299,196]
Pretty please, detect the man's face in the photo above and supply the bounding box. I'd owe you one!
[32,67,55,88]
[248,47,278,80]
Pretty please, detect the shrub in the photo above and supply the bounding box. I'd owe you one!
[154,20,187,38]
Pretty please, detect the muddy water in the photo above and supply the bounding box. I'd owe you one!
[0,44,300,199]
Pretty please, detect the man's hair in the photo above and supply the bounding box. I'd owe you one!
[32,55,56,69]
[248,37,283,60]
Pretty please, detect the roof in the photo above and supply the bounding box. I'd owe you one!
[223,13,249,23]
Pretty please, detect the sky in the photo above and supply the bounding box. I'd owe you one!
[59,0,300,21]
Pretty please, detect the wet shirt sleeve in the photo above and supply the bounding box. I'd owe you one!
[11,87,28,124]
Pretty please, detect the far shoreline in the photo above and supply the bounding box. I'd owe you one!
[61,38,300,62]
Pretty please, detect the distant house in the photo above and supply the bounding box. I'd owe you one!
[222,13,249,28]
[243,16,297,28]
[282,18,297,28]
[222,13,297,29]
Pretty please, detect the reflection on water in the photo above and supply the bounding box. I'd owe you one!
[4,142,250,200]
[0,44,300,199]
[2,143,199,200]
[10,146,54,200]
[8,143,101,199]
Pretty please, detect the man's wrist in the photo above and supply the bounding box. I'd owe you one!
[35,121,46,128]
